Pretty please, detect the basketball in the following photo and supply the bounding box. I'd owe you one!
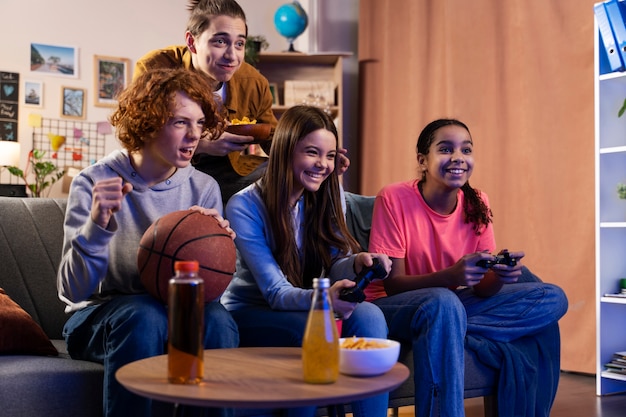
[137,210,236,304]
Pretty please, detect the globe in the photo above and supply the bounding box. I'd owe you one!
[274,1,308,52]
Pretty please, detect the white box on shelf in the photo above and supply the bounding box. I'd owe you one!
[283,80,336,107]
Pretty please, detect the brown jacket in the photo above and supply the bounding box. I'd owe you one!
[134,46,277,202]
[134,45,277,130]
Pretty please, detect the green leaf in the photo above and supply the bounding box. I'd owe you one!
[618,98,626,117]
[7,166,24,177]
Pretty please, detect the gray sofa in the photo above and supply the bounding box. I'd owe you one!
[0,196,560,417]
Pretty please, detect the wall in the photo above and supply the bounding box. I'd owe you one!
[0,0,360,196]
[358,0,597,374]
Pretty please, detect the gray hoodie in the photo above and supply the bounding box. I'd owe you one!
[57,149,223,313]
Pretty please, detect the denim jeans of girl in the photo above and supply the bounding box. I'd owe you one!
[373,282,568,417]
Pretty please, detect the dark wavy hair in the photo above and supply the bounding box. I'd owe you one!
[260,105,360,288]
[186,0,248,37]
[109,67,224,152]
[416,118,493,234]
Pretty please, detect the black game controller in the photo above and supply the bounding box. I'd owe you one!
[476,249,517,269]
[339,258,388,303]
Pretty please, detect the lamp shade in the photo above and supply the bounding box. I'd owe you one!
[0,141,21,167]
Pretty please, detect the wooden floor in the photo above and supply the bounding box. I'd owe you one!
[394,372,626,416]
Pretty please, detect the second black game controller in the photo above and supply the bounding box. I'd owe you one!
[476,249,517,269]
[339,258,388,303]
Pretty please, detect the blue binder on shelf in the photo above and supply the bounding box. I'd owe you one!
[595,1,624,72]
[605,0,626,68]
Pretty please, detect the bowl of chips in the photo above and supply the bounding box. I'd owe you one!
[225,117,271,143]
[339,337,400,377]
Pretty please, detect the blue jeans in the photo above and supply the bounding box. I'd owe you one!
[230,301,390,417]
[63,294,239,417]
[373,282,568,417]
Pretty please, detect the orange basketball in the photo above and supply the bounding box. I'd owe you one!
[137,210,236,304]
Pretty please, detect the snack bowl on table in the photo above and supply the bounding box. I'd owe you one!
[339,337,400,377]
[225,123,271,143]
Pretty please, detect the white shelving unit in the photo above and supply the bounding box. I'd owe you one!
[595,10,626,396]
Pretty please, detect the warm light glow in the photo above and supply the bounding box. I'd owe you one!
[0,141,21,167]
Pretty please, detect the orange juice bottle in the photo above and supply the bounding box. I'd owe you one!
[302,277,339,384]
[168,260,204,384]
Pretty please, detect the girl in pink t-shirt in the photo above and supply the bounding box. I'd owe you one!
[368,119,568,417]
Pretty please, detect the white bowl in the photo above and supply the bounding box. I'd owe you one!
[339,337,400,377]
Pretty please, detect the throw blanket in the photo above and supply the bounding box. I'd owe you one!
[466,267,562,417]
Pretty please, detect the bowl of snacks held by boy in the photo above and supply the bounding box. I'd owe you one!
[225,117,271,144]
[339,336,400,377]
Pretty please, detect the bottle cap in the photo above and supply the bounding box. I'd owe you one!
[174,260,199,273]
[313,277,330,288]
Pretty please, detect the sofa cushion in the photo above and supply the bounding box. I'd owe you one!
[0,352,104,417]
[0,197,68,340]
[0,287,57,356]
[345,192,375,251]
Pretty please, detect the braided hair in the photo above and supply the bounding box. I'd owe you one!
[416,119,493,235]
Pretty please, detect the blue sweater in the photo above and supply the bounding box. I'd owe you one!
[221,183,356,311]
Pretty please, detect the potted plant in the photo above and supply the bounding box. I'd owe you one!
[245,35,269,67]
[7,149,65,197]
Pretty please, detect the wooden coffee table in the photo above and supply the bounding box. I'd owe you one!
[116,347,409,414]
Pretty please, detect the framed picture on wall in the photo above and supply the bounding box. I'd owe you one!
[269,83,278,105]
[61,86,86,119]
[24,80,43,107]
[94,55,131,107]
[30,43,78,78]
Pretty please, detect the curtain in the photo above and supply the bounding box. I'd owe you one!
[358,0,597,374]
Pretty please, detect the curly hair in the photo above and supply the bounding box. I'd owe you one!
[109,68,224,152]
[186,0,247,37]
[260,105,360,288]
[416,118,493,235]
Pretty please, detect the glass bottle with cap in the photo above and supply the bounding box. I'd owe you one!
[302,277,339,384]
[168,260,204,384]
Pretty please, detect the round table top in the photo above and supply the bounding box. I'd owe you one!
[116,347,410,409]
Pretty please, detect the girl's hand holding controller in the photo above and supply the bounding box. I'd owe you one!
[476,249,520,268]
[482,250,525,283]
[473,250,525,297]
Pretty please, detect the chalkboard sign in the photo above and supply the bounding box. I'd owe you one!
[0,71,19,142]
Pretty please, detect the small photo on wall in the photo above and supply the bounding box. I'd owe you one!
[61,86,86,120]
[24,80,43,107]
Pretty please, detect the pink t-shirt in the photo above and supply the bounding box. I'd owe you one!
[365,179,495,301]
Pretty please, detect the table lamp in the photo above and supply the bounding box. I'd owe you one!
[0,140,20,168]
[0,141,26,197]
